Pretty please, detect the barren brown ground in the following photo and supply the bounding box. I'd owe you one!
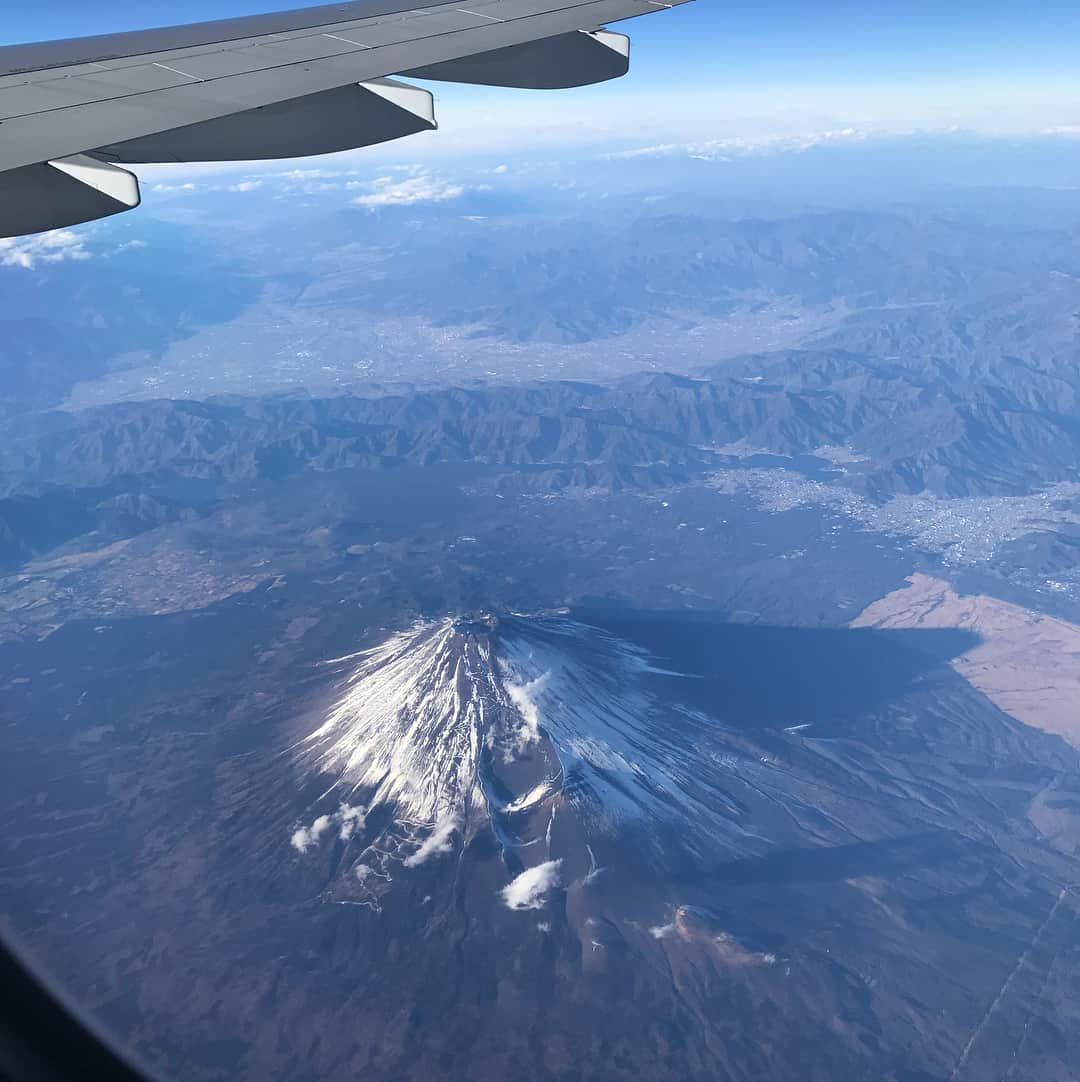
[853,573,1080,748]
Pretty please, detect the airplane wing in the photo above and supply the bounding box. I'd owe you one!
[0,0,689,238]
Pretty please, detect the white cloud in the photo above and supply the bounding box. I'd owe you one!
[228,179,264,192]
[150,181,196,193]
[501,859,562,910]
[0,229,92,269]
[403,813,457,867]
[338,803,365,841]
[505,673,547,753]
[492,163,509,174]
[352,174,466,208]
[291,802,366,853]
[291,814,333,854]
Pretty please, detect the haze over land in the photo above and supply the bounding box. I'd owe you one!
[3,130,1080,1081]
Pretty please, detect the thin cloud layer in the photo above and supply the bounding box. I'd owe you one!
[606,128,872,162]
[352,174,467,208]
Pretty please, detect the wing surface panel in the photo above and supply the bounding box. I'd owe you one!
[0,0,467,76]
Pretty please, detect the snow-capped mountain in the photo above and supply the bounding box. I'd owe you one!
[287,613,798,915]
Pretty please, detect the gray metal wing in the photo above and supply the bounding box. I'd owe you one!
[0,0,689,238]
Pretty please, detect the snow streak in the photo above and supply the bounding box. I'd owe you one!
[302,620,504,823]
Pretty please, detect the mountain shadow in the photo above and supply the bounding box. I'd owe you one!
[573,604,980,732]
